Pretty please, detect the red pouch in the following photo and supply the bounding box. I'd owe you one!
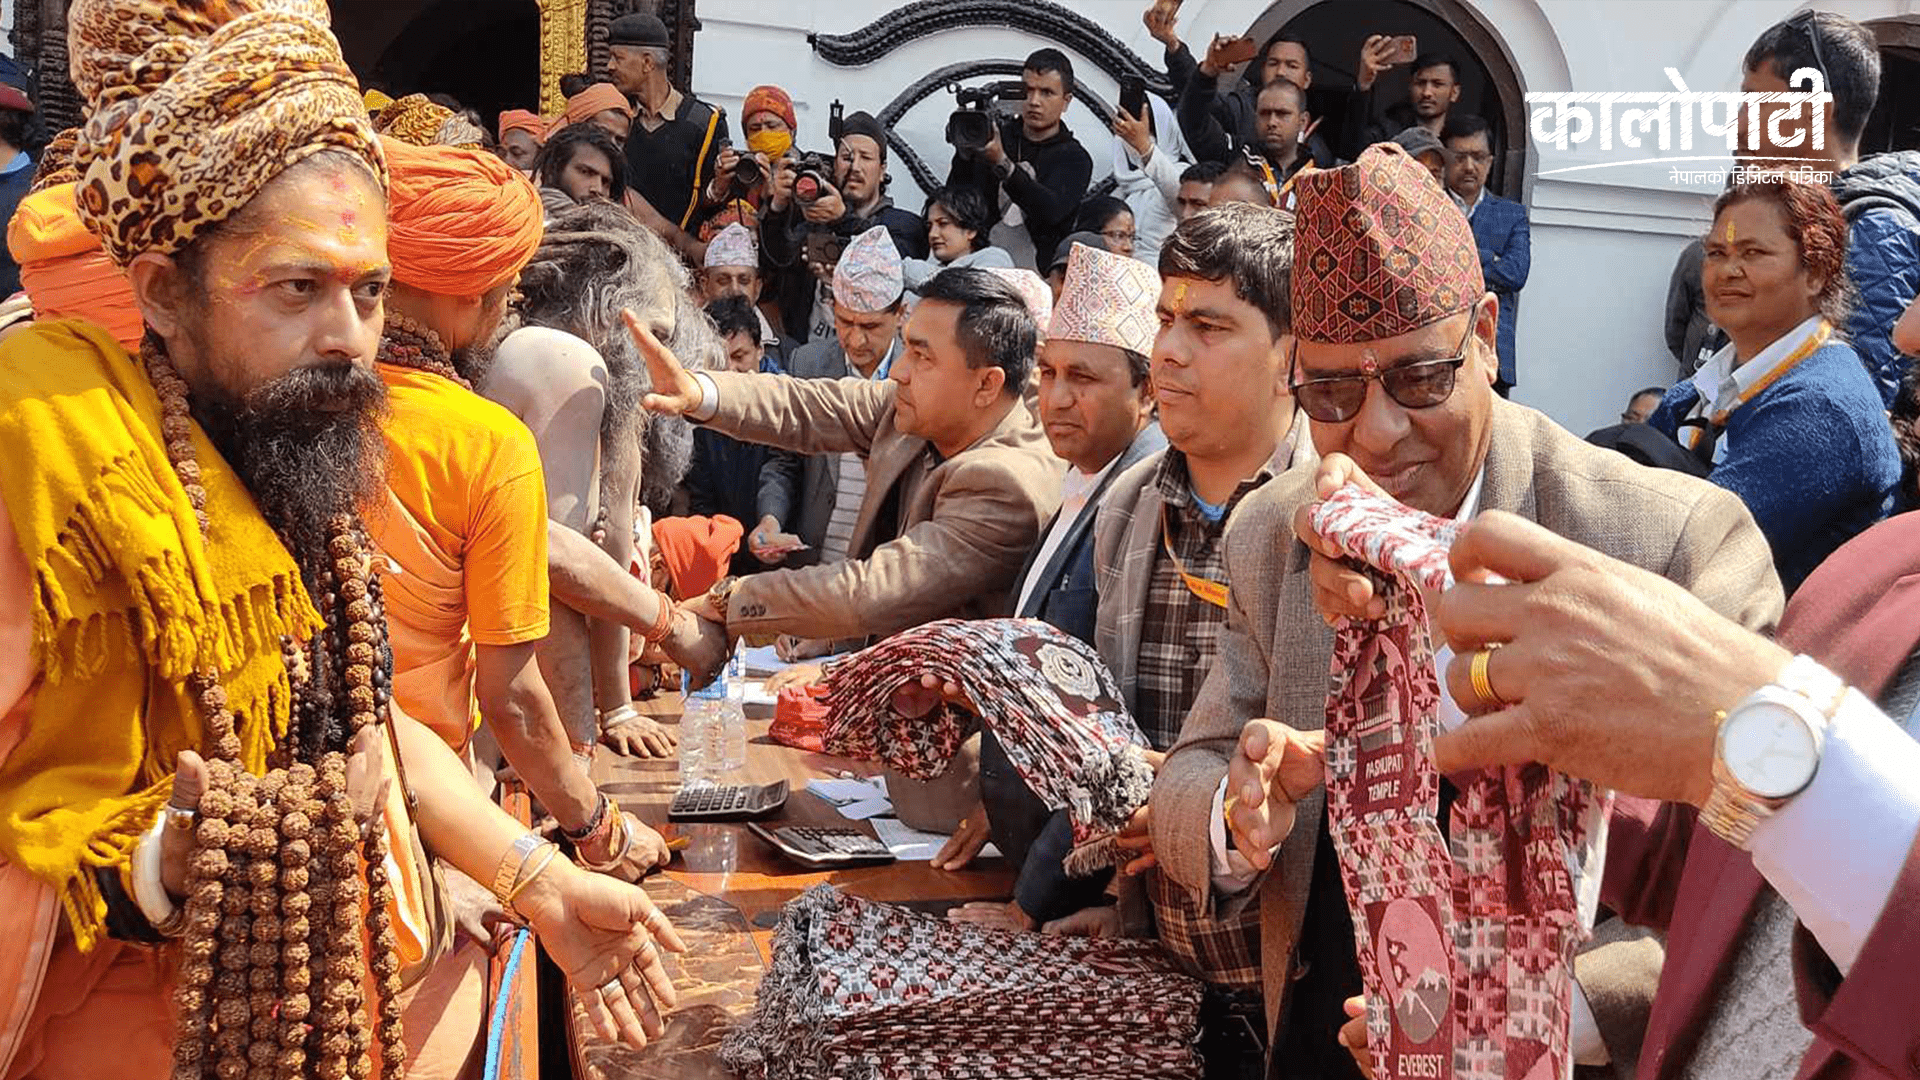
[769,684,829,752]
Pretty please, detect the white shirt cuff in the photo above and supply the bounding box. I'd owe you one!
[1748,688,1920,974]
[1208,775,1268,894]
[688,371,720,423]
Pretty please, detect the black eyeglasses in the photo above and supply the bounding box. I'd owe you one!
[1289,318,1474,423]
[1790,10,1830,85]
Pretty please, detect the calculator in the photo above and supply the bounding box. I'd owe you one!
[667,780,789,821]
[748,823,896,867]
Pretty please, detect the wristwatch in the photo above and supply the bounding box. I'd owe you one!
[1700,654,1847,850]
[706,575,741,621]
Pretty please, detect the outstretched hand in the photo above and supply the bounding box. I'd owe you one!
[1429,512,1787,807]
[627,309,704,416]
[520,861,688,1052]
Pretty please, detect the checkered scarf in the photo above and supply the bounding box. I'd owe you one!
[820,618,1155,875]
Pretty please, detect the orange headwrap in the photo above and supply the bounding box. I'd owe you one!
[498,108,544,144]
[652,515,744,599]
[6,182,143,348]
[382,136,544,297]
[547,83,631,139]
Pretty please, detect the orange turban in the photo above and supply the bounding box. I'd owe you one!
[498,109,544,144]
[547,83,631,139]
[652,515,744,599]
[7,182,143,348]
[382,136,544,297]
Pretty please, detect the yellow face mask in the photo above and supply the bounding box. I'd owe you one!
[747,129,794,159]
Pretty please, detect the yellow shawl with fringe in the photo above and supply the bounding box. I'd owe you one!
[0,319,322,950]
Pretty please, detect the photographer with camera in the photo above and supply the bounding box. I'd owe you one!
[761,110,928,345]
[945,48,1093,272]
[701,84,794,214]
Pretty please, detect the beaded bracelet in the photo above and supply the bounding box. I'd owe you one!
[577,810,634,873]
[560,791,613,845]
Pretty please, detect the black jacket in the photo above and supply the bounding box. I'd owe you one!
[1170,36,1337,168]
[946,118,1092,270]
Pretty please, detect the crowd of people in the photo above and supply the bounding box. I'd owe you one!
[0,2,1915,1080]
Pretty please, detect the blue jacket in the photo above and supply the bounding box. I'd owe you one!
[1650,339,1899,593]
[1831,150,1920,407]
[1466,192,1530,385]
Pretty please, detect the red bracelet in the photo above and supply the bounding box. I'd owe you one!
[640,589,676,644]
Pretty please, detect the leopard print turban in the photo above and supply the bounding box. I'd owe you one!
[374,94,487,150]
[68,0,385,266]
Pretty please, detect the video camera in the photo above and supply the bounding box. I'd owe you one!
[946,80,1026,154]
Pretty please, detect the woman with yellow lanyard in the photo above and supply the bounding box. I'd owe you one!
[1650,174,1900,593]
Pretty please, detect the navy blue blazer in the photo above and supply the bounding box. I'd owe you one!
[1012,424,1167,646]
[1466,192,1531,386]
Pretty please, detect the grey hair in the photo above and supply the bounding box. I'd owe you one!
[513,200,705,519]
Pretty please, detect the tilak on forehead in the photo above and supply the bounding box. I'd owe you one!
[1291,142,1484,346]
[67,0,386,267]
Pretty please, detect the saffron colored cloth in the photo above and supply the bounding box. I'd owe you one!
[6,183,141,349]
[741,85,796,131]
[720,885,1203,1080]
[497,108,545,145]
[369,363,551,749]
[546,83,632,139]
[819,618,1155,874]
[382,137,544,297]
[0,320,324,949]
[651,514,744,600]
[1309,484,1610,1080]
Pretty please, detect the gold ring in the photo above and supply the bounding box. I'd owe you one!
[1470,647,1508,708]
[1222,793,1239,835]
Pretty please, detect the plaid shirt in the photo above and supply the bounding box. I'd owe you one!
[1133,446,1288,990]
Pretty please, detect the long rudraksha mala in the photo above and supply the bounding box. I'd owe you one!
[377,312,468,390]
[142,336,409,1080]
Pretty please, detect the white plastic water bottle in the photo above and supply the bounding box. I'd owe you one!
[678,671,715,785]
[719,641,749,772]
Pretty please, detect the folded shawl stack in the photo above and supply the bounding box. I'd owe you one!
[720,885,1202,1079]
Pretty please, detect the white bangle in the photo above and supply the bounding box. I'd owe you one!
[132,814,179,930]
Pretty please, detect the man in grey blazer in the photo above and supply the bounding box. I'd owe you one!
[1088,204,1315,1074]
[1149,145,1784,1079]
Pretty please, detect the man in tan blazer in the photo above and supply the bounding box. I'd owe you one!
[638,266,1061,658]
[1149,145,1785,1079]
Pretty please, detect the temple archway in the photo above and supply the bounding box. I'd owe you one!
[330,0,543,121]
[1863,16,1920,154]
[1250,0,1537,200]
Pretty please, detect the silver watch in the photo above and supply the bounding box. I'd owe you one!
[1700,654,1846,849]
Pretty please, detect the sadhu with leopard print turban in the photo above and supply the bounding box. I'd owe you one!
[68,0,386,266]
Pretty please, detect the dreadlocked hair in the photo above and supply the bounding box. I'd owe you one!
[512,199,705,535]
[145,334,408,1080]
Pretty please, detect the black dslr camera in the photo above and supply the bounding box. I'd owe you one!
[946,80,1026,154]
[790,152,838,204]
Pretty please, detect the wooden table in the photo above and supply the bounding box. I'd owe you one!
[570,698,1015,1079]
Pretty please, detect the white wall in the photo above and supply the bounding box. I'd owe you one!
[694,0,1912,435]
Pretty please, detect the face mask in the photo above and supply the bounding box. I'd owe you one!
[747,129,794,158]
